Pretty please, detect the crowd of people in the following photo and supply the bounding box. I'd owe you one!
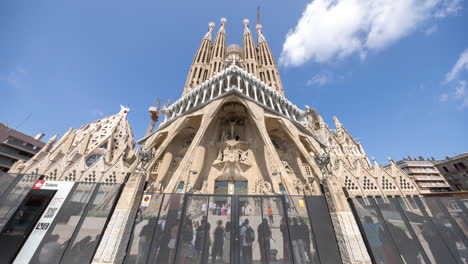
[133,199,316,264]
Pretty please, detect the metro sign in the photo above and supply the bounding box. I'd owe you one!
[32,180,45,189]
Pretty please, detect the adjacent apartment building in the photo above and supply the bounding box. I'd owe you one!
[434,153,468,191]
[0,124,45,172]
[396,156,452,194]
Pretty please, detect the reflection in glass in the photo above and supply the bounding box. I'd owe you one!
[422,197,468,263]
[61,184,121,264]
[175,195,209,264]
[375,198,427,263]
[0,172,17,197]
[438,197,468,238]
[148,193,185,264]
[353,198,401,264]
[397,197,456,264]
[238,197,262,264]
[125,192,164,264]
[30,183,96,264]
[261,196,293,264]
[285,196,317,264]
[207,196,232,264]
[0,174,38,231]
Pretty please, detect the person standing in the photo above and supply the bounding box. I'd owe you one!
[211,220,225,263]
[267,207,274,225]
[258,218,272,264]
[299,218,313,263]
[222,222,231,263]
[240,219,254,264]
[291,218,307,264]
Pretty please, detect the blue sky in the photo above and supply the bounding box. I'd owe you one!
[1,0,467,164]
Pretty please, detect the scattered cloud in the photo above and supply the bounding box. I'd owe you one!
[424,24,439,36]
[280,0,462,66]
[462,97,468,108]
[455,80,466,97]
[306,72,332,86]
[439,93,449,102]
[92,110,104,117]
[0,67,27,87]
[446,48,468,82]
[441,49,468,109]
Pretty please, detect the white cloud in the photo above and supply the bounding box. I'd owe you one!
[0,67,27,87]
[306,72,331,86]
[446,49,468,82]
[280,0,462,66]
[462,97,468,108]
[424,24,438,36]
[455,80,466,97]
[92,110,104,117]
[442,50,468,109]
[439,93,449,102]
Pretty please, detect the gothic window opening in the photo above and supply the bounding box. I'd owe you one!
[176,182,185,193]
[86,154,102,167]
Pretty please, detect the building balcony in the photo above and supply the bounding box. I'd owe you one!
[408,168,439,174]
[415,176,446,181]
[418,182,451,188]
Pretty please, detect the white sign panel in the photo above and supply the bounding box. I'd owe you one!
[141,194,152,207]
[13,181,75,264]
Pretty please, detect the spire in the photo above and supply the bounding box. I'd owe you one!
[208,18,227,77]
[256,23,284,95]
[242,19,258,76]
[183,22,215,95]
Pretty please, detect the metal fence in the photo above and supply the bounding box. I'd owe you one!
[0,173,122,264]
[124,193,342,264]
[350,196,468,264]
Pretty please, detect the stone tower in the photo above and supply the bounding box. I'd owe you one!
[139,19,418,198]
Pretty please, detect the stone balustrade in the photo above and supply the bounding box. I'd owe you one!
[159,65,306,129]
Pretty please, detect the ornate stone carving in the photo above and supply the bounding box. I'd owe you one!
[253,178,272,194]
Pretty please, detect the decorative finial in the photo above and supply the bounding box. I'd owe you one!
[243,18,249,26]
[256,24,262,30]
[221,17,227,24]
[208,22,215,28]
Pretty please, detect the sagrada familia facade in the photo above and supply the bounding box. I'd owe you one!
[9,18,428,264]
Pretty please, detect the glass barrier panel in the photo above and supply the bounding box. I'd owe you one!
[175,195,209,264]
[437,197,468,238]
[262,196,293,264]
[238,196,263,264]
[124,192,164,264]
[305,196,341,264]
[206,196,232,264]
[0,172,18,197]
[397,197,456,264]
[421,197,468,263]
[375,198,428,264]
[0,174,38,231]
[352,198,402,264]
[30,183,96,264]
[60,184,121,264]
[147,193,184,264]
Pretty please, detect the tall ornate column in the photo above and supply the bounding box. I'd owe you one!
[92,150,153,264]
[315,153,372,264]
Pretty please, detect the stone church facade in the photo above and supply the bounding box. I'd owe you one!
[7,17,464,264]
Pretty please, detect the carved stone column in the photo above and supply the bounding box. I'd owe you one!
[315,154,372,264]
[92,171,145,264]
[92,150,153,264]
